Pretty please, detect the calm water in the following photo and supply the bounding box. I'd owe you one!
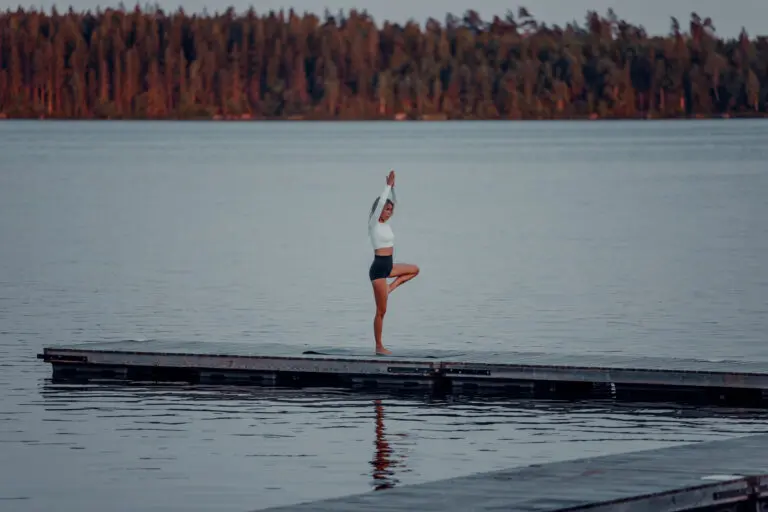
[1,120,768,511]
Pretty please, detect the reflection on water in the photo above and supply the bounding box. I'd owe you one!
[1,382,760,510]
[372,399,405,491]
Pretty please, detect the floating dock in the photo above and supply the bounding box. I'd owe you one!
[37,339,768,405]
[258,433,768,512]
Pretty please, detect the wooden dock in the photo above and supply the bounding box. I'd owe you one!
[37,340,768,405]
[258,433,768,512]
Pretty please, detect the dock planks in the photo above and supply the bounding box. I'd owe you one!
[256,433,768,512]
[38,339,768,405]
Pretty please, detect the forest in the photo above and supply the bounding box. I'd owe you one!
[0,6,766,120]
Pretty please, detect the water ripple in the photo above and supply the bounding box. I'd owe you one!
[19,382,768,512]
[3,121,768,511]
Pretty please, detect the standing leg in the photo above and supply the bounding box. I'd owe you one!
[388,263,420,294]
[372,278,391,355]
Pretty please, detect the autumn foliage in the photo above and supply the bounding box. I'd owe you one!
[0,6,766,120]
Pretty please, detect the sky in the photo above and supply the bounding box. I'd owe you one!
[6,0,767,38]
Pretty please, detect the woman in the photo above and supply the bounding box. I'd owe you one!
[368,170,420,355]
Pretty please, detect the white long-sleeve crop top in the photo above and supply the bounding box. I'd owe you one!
[368,184,397,250]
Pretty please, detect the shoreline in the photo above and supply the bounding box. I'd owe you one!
[1,113,764,122]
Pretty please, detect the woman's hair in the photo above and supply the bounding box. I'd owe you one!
[369,197,395,219]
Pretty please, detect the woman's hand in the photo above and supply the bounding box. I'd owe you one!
[386,170,395,186]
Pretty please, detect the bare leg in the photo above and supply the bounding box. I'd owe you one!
[372,278,391,355]
[388,263,420,294]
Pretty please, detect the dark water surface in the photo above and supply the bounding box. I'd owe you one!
[1,120,768,511]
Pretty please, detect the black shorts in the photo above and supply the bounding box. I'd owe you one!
[369,254,393,281]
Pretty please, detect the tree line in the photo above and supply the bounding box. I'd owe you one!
[0,6,766,120]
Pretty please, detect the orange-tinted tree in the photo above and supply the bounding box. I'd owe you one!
[0,6,766,119]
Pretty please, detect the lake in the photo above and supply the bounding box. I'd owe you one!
[1,119,768,511]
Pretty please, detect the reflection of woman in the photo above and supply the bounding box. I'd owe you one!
[368,170,420,355]
[371,399,398,490]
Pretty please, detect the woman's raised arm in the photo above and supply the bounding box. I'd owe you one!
[369,170,395,224]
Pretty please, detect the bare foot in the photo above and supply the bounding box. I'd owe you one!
[376,346,392,356]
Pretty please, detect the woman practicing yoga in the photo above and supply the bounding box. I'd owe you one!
[368,170,420,355]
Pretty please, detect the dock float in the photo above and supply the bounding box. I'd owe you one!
[37,340,768,405]
[258,433,768,512]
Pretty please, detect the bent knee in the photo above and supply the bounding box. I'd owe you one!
[413,265,420,275]
[376,307,387,317]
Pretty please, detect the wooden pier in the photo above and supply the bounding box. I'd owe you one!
[258,433,768,512]
[37,339,768,405]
